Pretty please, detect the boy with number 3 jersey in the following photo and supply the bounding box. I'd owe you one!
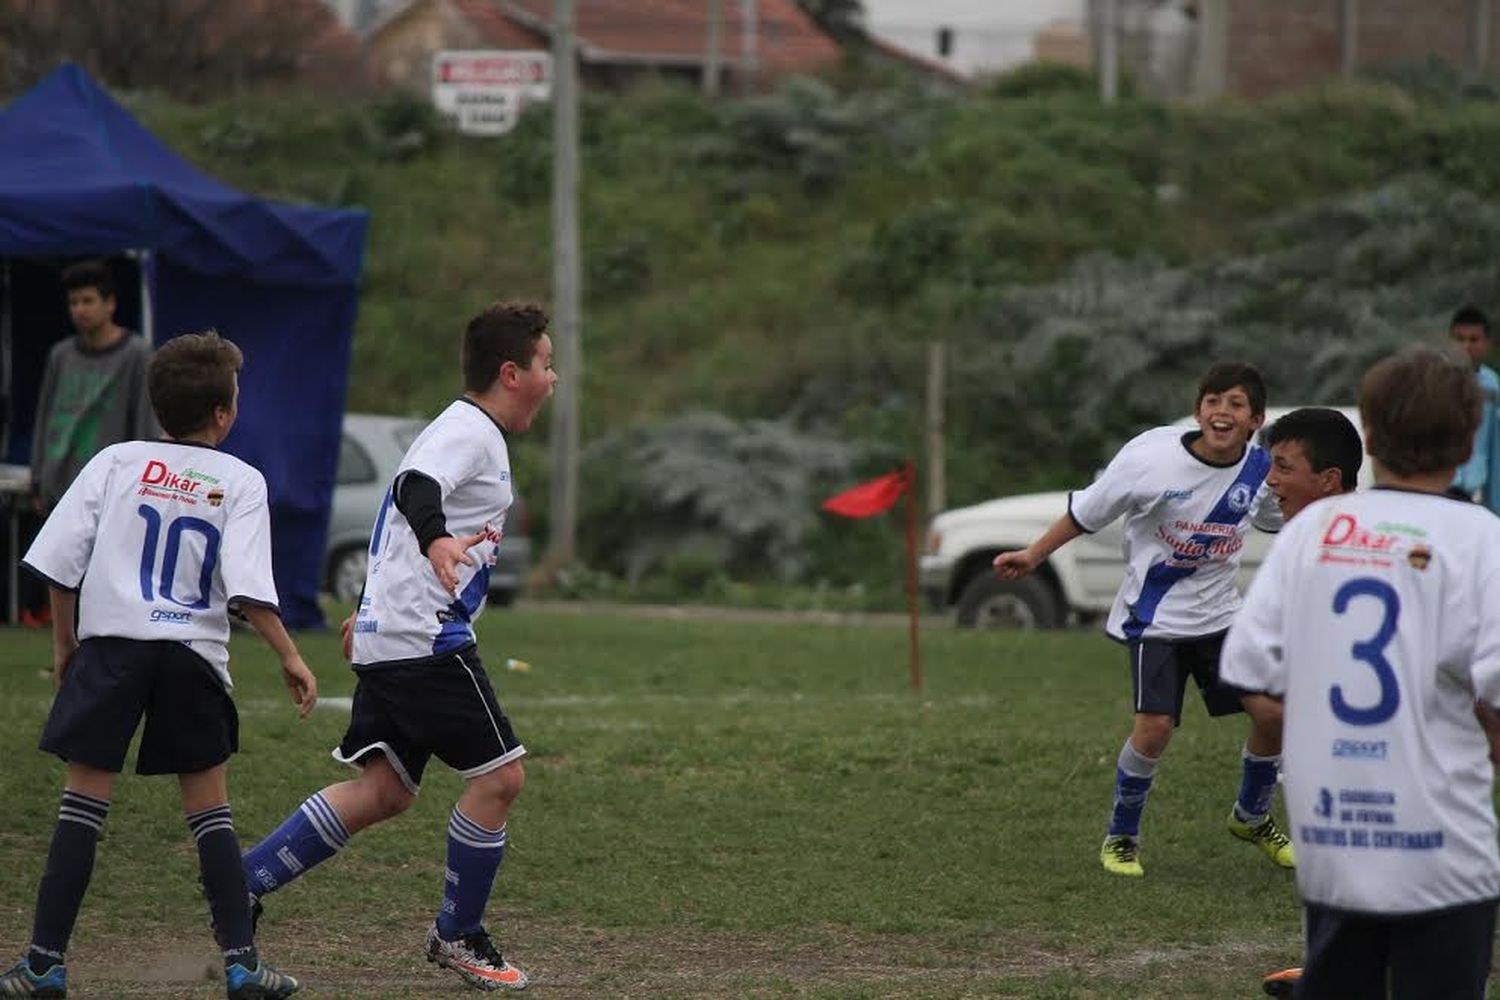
[1224,347,1500,1000]
[2,331,316,1000]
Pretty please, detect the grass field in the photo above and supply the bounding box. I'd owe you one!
[0,607,1315,998]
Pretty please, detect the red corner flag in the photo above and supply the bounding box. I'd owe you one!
[821,466,911,518]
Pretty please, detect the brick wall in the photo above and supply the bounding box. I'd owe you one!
[1225,0,1495,99]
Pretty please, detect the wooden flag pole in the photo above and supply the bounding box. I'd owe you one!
[903,459,922,692]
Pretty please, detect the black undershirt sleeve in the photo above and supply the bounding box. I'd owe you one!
[393,471,450,556]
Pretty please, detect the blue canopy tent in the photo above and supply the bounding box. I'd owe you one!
[0,64,368,628]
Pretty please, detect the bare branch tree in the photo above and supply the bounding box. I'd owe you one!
[0,0,367,100]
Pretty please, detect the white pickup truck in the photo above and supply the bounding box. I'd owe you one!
[919,407,1366,628]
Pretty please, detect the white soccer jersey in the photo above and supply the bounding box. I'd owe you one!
[1069,426,1280,641]
[22,440,278,690]
[352,399,512,665]
[1222,490,1500,914]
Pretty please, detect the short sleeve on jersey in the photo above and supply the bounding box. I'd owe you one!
[218,472,279,610]
[22,448,113,589]
[1068,431,1151,532]
[1220,517,1298,696]
[399,424,481,496]
[1470,558,1500,708]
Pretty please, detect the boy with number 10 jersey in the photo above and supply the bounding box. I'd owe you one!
[3,331,315,1000]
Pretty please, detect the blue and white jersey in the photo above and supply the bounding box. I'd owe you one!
[23,439,278,690]
[1222,490,1500,914]
[352,399,512,666]
[1069,426,1280,641]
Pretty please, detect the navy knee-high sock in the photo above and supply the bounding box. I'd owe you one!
[28,790,110,974]
[188,805,258,970]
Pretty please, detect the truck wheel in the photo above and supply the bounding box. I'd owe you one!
[955,574,1061,630]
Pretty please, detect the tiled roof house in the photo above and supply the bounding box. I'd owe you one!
[365,0,843,92]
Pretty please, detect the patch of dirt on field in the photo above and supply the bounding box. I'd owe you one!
[58,917,1288,998]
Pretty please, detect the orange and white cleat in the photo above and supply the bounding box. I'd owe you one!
[425,922,528,991]
[1262,966,1301,997]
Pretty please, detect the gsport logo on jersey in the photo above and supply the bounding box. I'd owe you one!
[149,608,193,625]
[138,460,225,507]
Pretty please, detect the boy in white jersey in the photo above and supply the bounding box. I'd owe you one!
[1254,408,1364,999]
[1225,348,1500,1000]
[2,331,317,1000]
[995,362,1290,877]
[238,302,556,993]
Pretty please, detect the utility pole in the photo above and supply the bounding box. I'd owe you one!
[1340,0,1359,78]
[1098,0,1119,102]
[548,0,582,569]
[740,0,759,96]
[1474,0,1490,72]
[704,0,723,97]
[925,339,946,516]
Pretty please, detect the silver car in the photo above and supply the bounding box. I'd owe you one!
[325,412,531,606]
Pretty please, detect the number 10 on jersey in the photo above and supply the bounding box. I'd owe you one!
[137,505,221,609]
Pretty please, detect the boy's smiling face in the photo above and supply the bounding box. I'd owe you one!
[1193,385,1264,461]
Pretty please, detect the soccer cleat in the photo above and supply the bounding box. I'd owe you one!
[225,960,299,999]
[1228,811,1296,869]
[1262,966,1302,997]
[0,958,66,997]
[425,922,528,991]
[1099,835,1144,877]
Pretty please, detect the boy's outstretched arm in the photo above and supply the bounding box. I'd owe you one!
[48,585,78,686]
[993,514,1083,579]
[238,603,318,718]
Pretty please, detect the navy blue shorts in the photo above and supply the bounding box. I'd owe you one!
[333,646,525,794]
[40,636,238,775]
[1125,632,1244,725]
[1298,898,1497,999]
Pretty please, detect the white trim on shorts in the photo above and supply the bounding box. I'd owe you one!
[453,649,525,773]
[1134,643,1145,713]
[330,741,422,795]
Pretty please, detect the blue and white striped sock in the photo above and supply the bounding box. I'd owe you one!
[241,792,350,897]
[1233,747,1281,824]
[436,808,507,940]
[29,789,110,973]
[188,804,257,967]
[1107,738,1159,838]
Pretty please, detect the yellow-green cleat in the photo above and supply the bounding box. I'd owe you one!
[1228,811,1295,869]
[1099,834,1144,877]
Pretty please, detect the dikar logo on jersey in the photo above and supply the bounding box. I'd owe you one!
[138,461,223,506]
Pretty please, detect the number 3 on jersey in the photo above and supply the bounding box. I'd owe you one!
[137,505,221,609]
[1330,577,1401,726]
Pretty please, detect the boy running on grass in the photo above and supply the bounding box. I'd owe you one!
[995,361,1290,877]
[2,331,317,1000]
[237,302,556,992]
[1225,347,1500,1000]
